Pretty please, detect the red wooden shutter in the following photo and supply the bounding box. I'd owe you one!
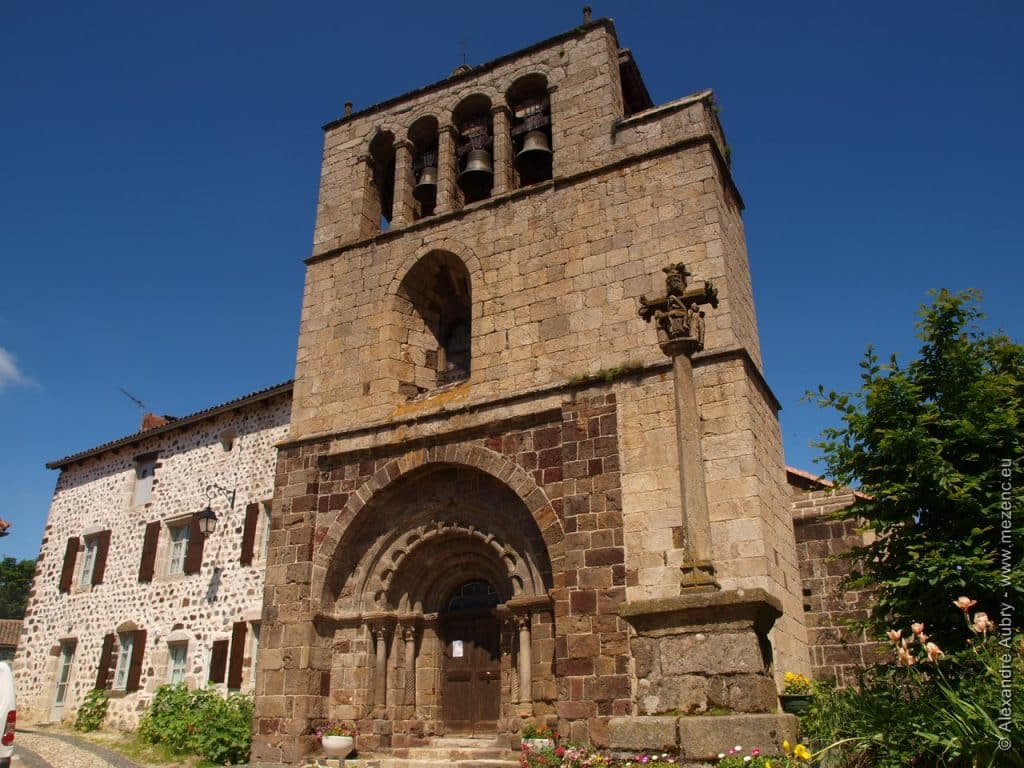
[126,629,147,692]
[209,640,229,683]
[138,521,161,582]
[183,514,205,575]
[239,503,259,566]
[58,537,79,593]
[91,530,112,585]
[95,633,115,689]
[227,621,247,689]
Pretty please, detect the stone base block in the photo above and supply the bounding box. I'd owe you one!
[607,714,797,761]
[608,716,679,751]
[678,714,798,761]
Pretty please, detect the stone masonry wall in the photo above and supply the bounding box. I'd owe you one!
[15,393,290,727]
[789,475,886,685]
[254,389,636,763]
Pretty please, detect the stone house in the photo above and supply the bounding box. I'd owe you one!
[13,11,878,766]
[13,383,290,727]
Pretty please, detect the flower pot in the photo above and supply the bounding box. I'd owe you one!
[522,738,554,751]
[780,694,814,715]
[321,734,355,759]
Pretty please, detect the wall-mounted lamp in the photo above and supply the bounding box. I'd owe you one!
[197,506,218,536]
[198,483,236,536]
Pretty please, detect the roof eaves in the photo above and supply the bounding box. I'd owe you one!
[47,380,294,470]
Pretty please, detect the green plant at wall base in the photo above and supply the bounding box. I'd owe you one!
[74,688,108,732]
[137,684,253,765]
[800,603,1024,768]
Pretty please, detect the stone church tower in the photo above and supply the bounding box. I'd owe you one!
[254,12,808,765]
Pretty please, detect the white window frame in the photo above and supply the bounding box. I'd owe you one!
[168,642,188,684]
[258,501,272,562]
[167,521,190,576]
[249,622,261,683]
[113,633,134,690]
[79,536,99,586]
[132,459,156,506]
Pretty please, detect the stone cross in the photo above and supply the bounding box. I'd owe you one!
[639,263,719,592]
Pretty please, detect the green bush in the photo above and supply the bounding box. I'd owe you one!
[802,623,1023,768]
[74,688,108,732]
[137,684,253,765]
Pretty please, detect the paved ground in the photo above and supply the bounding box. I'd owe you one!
[12,729,144,768]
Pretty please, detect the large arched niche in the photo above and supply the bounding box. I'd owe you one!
[392,250,472,394]
[319,463,554,615]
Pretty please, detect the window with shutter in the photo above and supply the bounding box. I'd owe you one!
[91,529,112,585]
[112,633,133,690]
[132,457,157,506]
[227,621,247,689]
[167,522,190,575]
[126,629,146,692]
[182,514,204,575]
[58,537,79,593]
[138,521,161,582]
[209,639,229,683]
[79,537,98,586]
[167,643,188,684]
[95,633,115,689]
[240,503,259,566]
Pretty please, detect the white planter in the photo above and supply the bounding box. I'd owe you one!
[522,738,554,751]
[321,734,355,759]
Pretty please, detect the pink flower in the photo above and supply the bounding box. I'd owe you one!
[751,748,761,756]
[887,629,901,644]
[972,612,995,635]
[911,622,925,636]
[953,596,977,612]
[898,646,915,666]
[925,641,944,662]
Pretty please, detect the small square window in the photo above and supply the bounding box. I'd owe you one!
[79,536,99,586]
[167,523,190,576]
[168,643,188,684]
[113,633,134,690]
[132,459,157,506]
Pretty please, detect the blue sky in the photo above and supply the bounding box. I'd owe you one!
[1,1,1021,561]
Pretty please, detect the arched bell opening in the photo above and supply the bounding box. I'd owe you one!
[452,94,494,205]
[408,115,439,218]
[506,73,552,187]
[367,130,396,231]
[393,251,472,393]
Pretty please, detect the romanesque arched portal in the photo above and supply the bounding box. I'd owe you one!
[317,461,555,738]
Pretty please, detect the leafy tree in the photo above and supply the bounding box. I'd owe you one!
[0,557,37,619]
[809,289,1023,648]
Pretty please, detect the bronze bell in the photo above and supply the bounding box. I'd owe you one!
[413,164,438,206]
[459,148,493,199]
[515,130,552,182]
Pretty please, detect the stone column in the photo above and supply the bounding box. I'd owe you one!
[638,263,719,591]
[401,623,418,715]
[435,125,458,214]
[491,105,513,195]
[372,623,389,710]
[516,614,532,706]
[671,351,715,589]
[392,140,416,228]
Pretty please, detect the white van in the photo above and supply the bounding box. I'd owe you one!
[0,661,15,768]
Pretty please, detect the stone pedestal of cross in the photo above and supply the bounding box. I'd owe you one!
[639,263,720,592]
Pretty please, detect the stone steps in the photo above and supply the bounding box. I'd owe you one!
[335,737,521,768]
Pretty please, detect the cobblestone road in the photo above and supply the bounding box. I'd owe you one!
[12,730,144,768]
